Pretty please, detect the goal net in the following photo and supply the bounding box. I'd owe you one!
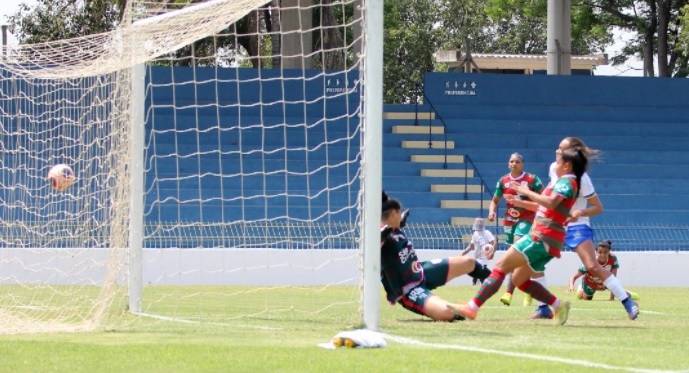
[0,0,379,334]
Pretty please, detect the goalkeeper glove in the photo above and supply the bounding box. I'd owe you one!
[380,224,393,244]
[399,208,410,228]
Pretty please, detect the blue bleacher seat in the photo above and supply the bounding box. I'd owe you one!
[376,72,689,250]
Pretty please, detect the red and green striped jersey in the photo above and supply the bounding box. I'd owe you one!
[494,172,544,226]
[579,255,619,290]
[531,175,578,257]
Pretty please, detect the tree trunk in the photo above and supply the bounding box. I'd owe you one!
[267,1,281,68]
[656,0,671,77]
[280,0,313,69]
[643,0,658,77]
[237,10,261,68]
[321,0,345,70]
[666,0,688,76]
[117,0,127,21]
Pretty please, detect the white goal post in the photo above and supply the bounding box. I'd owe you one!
[0,0,382,333]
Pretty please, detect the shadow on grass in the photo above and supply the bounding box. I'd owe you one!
[388,318,513,338]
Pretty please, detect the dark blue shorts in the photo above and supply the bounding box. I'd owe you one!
[399,259,449,316]
[565,225,594,250]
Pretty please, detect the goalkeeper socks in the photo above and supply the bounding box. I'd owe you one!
[471,267,506,308]
[604,275,629,301]
[468,261,491,282]
[517,279,557,306]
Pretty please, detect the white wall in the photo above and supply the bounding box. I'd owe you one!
[424,250,689,287]
[1,248,688,287]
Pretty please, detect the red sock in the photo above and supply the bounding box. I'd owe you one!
[518,279,556,305]
[472,268,506,307]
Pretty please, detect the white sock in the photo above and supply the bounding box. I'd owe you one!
[604,275,628,301]
[550,298,560,310]
[533,276,547,306]
[468,300,479,311]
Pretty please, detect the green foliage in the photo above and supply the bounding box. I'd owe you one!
[485,0,611,55]
[570,2,613,54]
[486,0,548,53]
[11,0,685,100]
[7,0,121,44]
[581,0,689,77]
[435,0,493,51]
[383,0,614,102]
[383,0,442,103]
[678,4,689,77]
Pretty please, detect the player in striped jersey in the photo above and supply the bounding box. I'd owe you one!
[569,240,639,301]
[487,153,544,306]
[531,137,639,320]
[455,148,589,325]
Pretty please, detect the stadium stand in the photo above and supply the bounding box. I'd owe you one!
[140,67,363,248]
[382,72,689,249]
[140,67,687,249]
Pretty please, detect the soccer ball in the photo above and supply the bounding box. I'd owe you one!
[482,243,495,260]
[48,164,76,191]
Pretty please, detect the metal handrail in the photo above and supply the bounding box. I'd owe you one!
[462,155,500,240]
[463,154,495,215]
[421,90,450,169]
[415,82,498,233]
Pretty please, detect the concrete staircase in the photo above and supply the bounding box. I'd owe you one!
[383,107,491,226]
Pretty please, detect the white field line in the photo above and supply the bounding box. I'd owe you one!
[569,308,666,316]
[383,333,685,373]
[482,305,667,316]
[132,311,282,331]
[639,310,665,315]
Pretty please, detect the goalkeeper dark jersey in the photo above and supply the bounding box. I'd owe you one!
[380,228,424,304]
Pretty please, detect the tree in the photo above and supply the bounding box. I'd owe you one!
[383,0,445,103]
[436,0,494,53]
[11,0,686,103]
[582,0,689,77]
[7,0,363,70]
[382,0,614,103]
[679,4,689,75]
[485,0,612,55]
[7,0,122,44]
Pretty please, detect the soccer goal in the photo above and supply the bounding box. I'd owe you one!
[0,0,382,334]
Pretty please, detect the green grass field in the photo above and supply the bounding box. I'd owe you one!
[1,286,688,372]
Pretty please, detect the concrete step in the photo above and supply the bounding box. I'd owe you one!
[421,169,474,178]
[384,112,435,120]
[392,125,444,134]
[441,200,492,209]
[411,154,464,163]
[402,140,455,149]
[431,184,484,193]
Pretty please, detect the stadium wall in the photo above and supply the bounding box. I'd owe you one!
[3,249,688,286]
[422,71,689,116]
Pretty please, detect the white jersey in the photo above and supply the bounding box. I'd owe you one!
[548,162,596,227]
[470,229,496,265]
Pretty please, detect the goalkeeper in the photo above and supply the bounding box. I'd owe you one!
[380,192,490,321]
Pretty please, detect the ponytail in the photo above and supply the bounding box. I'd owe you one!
[561,148,588,198]
[564,136,601,161]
